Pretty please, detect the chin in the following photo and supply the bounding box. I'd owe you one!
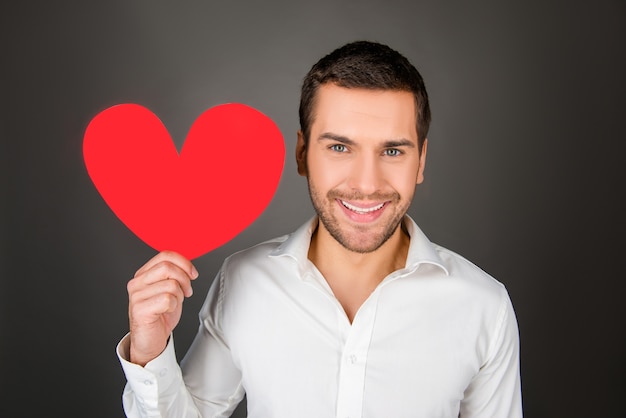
[331,224,399,254]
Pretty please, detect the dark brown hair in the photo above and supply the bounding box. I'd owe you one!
[299,40,431,149]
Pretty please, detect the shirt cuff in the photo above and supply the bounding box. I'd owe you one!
[116,333,184,409]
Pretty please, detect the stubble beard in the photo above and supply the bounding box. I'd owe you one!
[307,180,409,254]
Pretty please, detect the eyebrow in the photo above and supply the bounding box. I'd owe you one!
[318,132,415,148]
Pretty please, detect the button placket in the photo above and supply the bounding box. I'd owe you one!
[335,293,379,418]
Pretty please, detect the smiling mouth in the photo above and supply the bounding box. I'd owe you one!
[340,200,386,214]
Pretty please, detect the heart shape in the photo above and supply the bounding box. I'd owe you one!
[83,103,285,260]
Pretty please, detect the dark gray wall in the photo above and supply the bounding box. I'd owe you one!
[2,1,624,417]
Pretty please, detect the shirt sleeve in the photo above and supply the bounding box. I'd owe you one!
[116,267,245,418]
[117,333,202,417]
[459,287,523,418]
[179,267,246,416]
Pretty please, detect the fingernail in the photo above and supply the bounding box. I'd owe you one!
[191,265,199,279]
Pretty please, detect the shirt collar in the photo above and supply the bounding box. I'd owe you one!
[270,216,449,276]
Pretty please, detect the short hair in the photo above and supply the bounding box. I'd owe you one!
[299,40,431,149]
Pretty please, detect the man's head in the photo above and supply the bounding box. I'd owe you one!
[299,40,431,151]
[296,41,430,254]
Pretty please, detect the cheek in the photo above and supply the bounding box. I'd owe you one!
[307,154,348,188]
[384,165,420,196]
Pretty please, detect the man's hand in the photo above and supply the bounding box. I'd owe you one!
[127,251,199,366]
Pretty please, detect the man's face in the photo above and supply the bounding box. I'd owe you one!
[296,84,427,253]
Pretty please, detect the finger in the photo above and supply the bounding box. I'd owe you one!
[134,250,199,280]
[131,290,182,322]
[129,278,186,308]
[129,261,194,298]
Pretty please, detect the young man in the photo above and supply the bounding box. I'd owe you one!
[117,41,523,417]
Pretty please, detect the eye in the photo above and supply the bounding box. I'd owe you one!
[330,144,347,153]
[384,148,402,157]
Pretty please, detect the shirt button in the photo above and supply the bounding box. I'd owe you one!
[349,354,357,364]
[159,368,168,377]
[144,379,153,386]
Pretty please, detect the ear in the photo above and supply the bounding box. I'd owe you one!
[296,130,308,176]
[416,138,428,185]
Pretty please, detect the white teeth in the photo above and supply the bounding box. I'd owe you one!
[341,200,385,214]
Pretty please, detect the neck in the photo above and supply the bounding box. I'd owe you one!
[308,218,410,323]
[308,218,410,286]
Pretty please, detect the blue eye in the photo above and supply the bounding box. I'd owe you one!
[330,144,347,152]
[384,148,401,157]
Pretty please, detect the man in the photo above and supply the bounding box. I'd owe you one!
[117,40,523,417]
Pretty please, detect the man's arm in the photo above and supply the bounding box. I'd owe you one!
[117,318,244,417]
[118,332,202,417]
[117,252,244,417]
[460,289,523,417]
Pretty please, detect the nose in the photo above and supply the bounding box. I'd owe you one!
[346,154,384,196]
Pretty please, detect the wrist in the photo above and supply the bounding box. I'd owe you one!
[129,338,167,367]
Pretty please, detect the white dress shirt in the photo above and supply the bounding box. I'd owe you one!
[117,216,523,417]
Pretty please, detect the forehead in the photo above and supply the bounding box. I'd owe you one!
[311,84,418,140]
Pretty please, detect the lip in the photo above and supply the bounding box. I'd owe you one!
[337,199,388,223]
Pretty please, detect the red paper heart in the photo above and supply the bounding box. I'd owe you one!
[83,103,285,260]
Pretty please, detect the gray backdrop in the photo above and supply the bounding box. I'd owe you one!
[2,1,624,417]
